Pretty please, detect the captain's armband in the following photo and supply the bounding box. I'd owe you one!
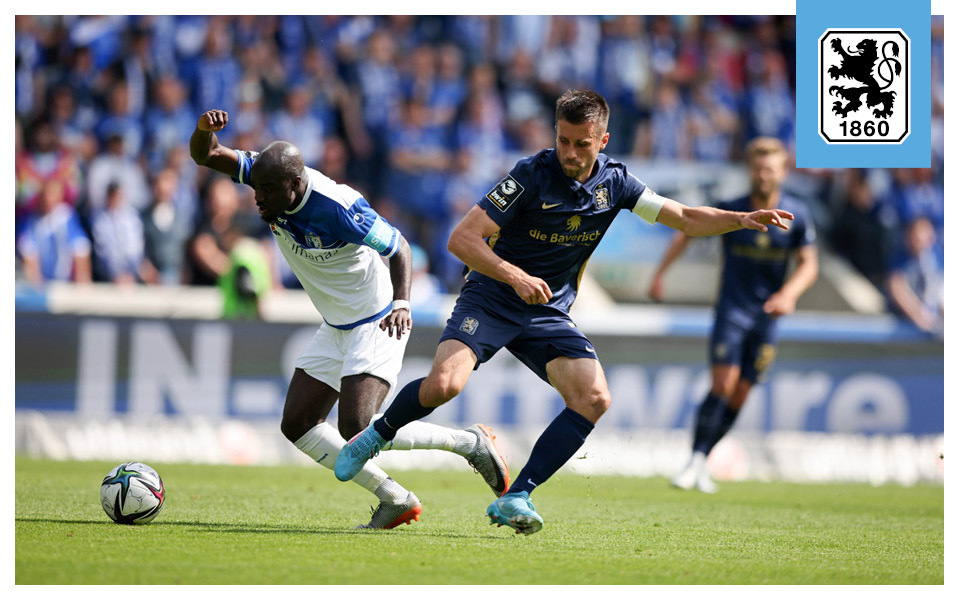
[632,187,666,224]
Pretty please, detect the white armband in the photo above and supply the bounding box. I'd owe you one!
[392,299,410,311]
[632,187,666,224]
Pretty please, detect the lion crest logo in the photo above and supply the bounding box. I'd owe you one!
[459,316,479,335]
[594,186,610,210]
[819,29,909,144]
[827,37,901,119]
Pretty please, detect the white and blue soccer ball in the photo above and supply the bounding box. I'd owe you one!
[100,462,165,524]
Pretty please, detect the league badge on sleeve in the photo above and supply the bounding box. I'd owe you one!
[819,29,909,144]
[485,175,525,212]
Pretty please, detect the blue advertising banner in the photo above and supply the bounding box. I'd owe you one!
[15,315,944,436]
[796,0,931,167]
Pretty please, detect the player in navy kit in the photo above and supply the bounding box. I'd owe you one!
[648,137,818,493]
[336,91,795,534]
[190,109,509,529]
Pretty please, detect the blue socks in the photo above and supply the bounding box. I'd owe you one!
[692,392,740,455]
[508,407,594,496]
[373,377,433,441]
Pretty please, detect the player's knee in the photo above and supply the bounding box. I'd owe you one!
[568,389,610,422]
[421,373,463,406]
[337,416,367,441]
[280,415,311,444]
[590,390,612,416]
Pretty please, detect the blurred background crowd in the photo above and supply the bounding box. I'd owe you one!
[14,15,945,332]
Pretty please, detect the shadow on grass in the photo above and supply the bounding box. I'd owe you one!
[15,516,494,539]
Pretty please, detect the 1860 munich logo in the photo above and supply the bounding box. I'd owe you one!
[819,29,909,144]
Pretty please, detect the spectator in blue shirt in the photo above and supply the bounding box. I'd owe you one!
[886,217,943,336]
[17,179,92,285]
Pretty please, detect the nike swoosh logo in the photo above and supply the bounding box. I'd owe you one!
[585,346,596,353]
[541,202,562,210]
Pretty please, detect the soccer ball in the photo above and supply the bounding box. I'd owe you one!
[100,462,165,524]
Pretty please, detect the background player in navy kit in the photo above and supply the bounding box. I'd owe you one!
[648,137,819,493]
[190,109,509,529]
[336,91,795,535]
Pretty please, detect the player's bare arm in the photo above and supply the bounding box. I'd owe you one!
[656,198,793,236]
[380,234,414,339]
[448,205,552,305]
[648,231,692,302]
[189,109,240,176]
[763,244,819,316]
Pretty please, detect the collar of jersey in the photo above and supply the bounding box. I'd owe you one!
[549,149,609,195]
[284,169,315,215]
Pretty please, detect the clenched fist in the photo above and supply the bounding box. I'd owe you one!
[197,110,229,132]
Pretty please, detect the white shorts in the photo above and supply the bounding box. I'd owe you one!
[295,320,409,393]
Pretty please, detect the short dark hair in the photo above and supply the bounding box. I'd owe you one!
[555,90,609,134]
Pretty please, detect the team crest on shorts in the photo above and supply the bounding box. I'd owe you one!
[713,343,728,361]
[460,316,479,335]
[819,29,909,144]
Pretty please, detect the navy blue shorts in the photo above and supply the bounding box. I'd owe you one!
[439,282,598,383]
[709,314,779,383]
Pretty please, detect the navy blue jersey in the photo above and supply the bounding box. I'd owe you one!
[715,195,816,326]
[473,149,658,313]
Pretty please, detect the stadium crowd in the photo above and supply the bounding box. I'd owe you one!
[14,15,944,332]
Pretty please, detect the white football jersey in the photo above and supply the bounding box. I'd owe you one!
[234,150,400,328]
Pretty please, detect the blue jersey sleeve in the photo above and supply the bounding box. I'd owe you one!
[478,161,534,228]
[232,149,257,187]
[621,169,649,211]
[328,197,401,258]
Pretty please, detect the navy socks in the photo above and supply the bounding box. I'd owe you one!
[508,407,595,496]
[712,404,740,450]
[373,377,433,441]
[692,392,740,455]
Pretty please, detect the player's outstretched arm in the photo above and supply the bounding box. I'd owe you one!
[448,206,552,305]
[656,198,793,237]
[189,109,240,177]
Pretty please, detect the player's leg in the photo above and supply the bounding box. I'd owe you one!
[288,326,419,528]
[334,339,479,482]
[696,363,741,453]
[378,338,478,436]
[707,330,778,452]
[672,363,739,492]
[487,356,608,535]
[515,355,610,493]
[334,372,422,528]
[383,416,511,497]
[673,317,744,491]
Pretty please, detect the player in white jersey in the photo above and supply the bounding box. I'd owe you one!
[190,109,509,529]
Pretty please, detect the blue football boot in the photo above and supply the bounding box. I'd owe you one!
[335,423,388,481]
[486,491,544,535]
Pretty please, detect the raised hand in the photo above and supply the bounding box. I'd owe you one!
[197,110,229,132]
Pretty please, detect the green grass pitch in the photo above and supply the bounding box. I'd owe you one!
[15,457,942,584]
